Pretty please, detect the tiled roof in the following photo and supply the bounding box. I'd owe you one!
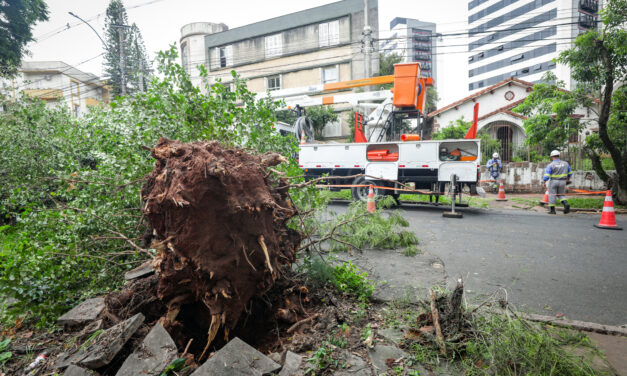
[476,98,527,121]
[427,77,534,117]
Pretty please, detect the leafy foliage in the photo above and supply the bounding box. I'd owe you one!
[514,72,590,154]
[306,105,338,140]
[0,0,49,77]
[0,337,11,366]
[333,261,374,302]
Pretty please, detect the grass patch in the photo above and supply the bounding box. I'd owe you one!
[300,257,375,303]
[402,245,420,257]
[568,197,627,209]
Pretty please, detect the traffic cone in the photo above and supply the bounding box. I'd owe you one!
[540,189,549,206]
[594,190,622,230]
[496,180,507,201]
[300,129,306,145]
[367,184,376,213]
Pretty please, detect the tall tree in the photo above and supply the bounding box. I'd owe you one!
[0,0,49,77]
[515,0,627,203]
[102,0,150,96]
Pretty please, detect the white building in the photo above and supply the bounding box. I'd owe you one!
[380,17,437,80]
[180,22,229,88]
[3,61,110,117]
[467,0,601,93]
[429,77,597,161]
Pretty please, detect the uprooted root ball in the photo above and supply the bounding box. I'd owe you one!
[140,138,302,350]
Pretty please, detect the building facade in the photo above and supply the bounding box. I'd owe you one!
[380,17,437,80]
[4,61,109,117]
[180,22,229,87]
[179,0,379,138]
[467,0,601,93]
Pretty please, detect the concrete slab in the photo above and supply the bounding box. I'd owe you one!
[57,298,105,327]
[367,345,407,373]
[124,260,154,281]
[191,337,280,376]
[337,250,447,303]
[588,332,627,376]
[367,345,430,376]
[115,323,177,376]
[333,351,370,376]
[63,365,95,375]
[79,313,145,369]
[278,351,302,376]
[378,327,403,345]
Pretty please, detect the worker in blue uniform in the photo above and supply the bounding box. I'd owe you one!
[486,152,502,192]
[543,150,572,215]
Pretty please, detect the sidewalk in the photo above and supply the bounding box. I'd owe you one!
[589,332,627,376]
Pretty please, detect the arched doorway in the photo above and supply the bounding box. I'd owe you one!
[496,125,513,161]
[479,120,525,162]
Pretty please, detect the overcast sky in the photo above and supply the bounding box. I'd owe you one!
[26,0,469,106]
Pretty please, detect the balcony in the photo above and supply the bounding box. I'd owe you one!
[414,54,431,61]
[413,44,431,52]
[578,13,597,29]
[413,35,430,43]
[579,0,598,14]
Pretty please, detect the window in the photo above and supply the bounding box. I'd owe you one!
[181,42,189,72]
[322,66,338,84]
[74,104,80,117]
[217,45,233,68]
[266,75,281,91]
[533,63,542,71]
[265,34,282,58]
[497,45,504,51]
[510,53,524,62]
[319,20,340,47]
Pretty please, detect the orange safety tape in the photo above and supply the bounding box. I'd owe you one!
[316,184,607,197]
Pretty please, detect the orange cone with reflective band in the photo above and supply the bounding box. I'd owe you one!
[496,180,507,201]
[300,129,306,145]
[540,190,549,206]
[594,190,622,230]
[367,184,376,213]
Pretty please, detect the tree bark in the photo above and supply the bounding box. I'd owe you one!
[597,41,627,204]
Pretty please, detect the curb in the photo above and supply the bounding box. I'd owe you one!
[521,313,627,336]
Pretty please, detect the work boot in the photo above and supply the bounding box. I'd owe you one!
[548,206,556,215]
[562,200,570,214]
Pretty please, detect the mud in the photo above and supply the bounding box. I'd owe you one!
[139,138,302,350]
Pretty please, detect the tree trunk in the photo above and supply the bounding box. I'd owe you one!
[598,43,627,204]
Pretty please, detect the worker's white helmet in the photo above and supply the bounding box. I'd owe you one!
[550,150,560,157]
[492,152,499,159]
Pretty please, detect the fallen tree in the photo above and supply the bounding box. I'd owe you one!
[137,138,302,356]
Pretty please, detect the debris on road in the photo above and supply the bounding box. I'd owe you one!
[114,323,177,376]
[57,298,105,327]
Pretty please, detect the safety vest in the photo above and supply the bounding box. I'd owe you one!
[544,159,572,181]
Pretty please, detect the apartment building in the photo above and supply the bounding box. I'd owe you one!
[179,0,379,137]
[380,17,437,80]
[4,61,110,117]
[467,0,601,92]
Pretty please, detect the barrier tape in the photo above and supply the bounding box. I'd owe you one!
[316,183,607,197]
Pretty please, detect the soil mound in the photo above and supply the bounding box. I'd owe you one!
[139,138,302,351]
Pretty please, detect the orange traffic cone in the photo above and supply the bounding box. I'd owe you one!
[540,189,549,206]
[367,184,376,213]
[300,129,306,145]
[594,190,622,230]
[496,180,507,201]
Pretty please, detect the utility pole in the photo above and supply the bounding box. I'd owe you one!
[118,9,126,96]
[362,0,372,79]
[139,58,144,92]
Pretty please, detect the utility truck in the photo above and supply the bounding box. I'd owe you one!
[296,63,481,202]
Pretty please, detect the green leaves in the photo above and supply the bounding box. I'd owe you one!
[0,337,11,365]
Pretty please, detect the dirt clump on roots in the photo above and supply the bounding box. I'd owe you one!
[115,138,302,355]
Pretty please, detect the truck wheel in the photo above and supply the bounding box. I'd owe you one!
[351,176,378,202]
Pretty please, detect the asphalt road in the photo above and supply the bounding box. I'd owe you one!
[330,203,627,326]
